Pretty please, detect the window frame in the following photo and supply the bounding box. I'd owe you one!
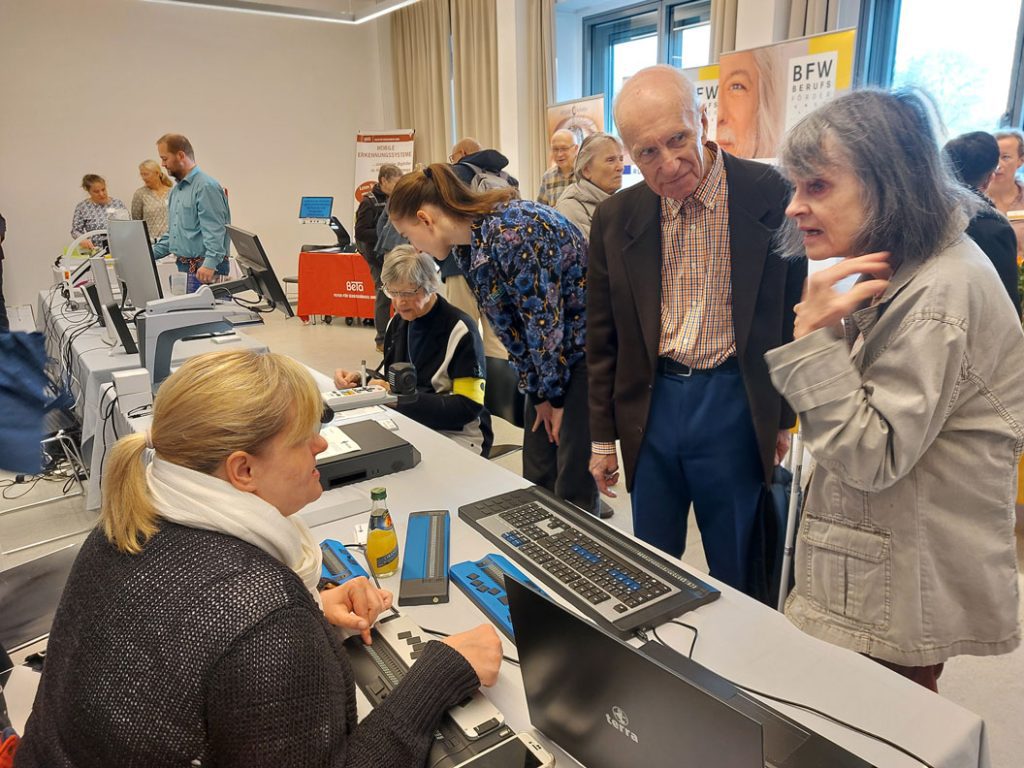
[856,0,1024,128]
[582,0,713,131]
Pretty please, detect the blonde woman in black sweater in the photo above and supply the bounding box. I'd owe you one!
[16,350,501,767]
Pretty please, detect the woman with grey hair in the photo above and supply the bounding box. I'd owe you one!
[334,245,492,456]
[555,132,624,238]
[764,89,1024,692]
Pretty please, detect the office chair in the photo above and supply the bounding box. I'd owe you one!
[483,356,525,459]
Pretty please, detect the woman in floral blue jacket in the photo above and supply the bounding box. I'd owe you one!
[388,164,606,518]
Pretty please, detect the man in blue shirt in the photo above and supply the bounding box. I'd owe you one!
[152,133,231,293]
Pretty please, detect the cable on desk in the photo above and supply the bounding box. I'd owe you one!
[730,679,936,768]
[647,620,699,658]
[418,626,520,666]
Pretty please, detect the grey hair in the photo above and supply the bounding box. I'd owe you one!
[574,133,624,182]
[381,244,442,295]
[776,88,978,266]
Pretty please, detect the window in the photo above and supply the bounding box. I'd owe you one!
[857,0,1024,132]
[584,1,711,133]
[667,1,711,70]
[586,4,660,127]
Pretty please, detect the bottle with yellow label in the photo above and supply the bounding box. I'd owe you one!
[366,487,399,578]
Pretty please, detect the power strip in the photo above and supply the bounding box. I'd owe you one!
[322,386,393,411]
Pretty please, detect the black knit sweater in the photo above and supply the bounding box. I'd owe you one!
[15,523,479,767]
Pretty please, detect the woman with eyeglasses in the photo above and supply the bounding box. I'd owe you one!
[555,132,625,238]
[334,245,493,456]
[384,165,611,519]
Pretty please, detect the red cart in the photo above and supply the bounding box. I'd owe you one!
[296,249,375,326]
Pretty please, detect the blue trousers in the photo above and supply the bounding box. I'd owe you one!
[631,366,763,594]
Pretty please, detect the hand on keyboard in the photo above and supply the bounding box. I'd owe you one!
[321,576,394,644]
[442,624,503,686]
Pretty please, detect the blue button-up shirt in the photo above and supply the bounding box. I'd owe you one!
[152,166,231,274]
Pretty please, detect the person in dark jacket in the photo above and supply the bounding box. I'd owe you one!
[335,246,493,456]
[15,350,502,767]
[355,164,403,348]
[0,212,7,332]
[943,131,1021,315]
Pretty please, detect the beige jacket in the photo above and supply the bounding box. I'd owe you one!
[555,178,610,240]
[765,236,1024,666]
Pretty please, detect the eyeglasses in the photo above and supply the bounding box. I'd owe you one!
[383,285,424,300]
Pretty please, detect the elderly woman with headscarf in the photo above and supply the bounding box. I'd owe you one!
[764,89,1024,692]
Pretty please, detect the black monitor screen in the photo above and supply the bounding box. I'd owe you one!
[225,225,295,318]
[299,196,333,219]
[107,219,162,309]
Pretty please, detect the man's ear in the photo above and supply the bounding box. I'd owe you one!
[699,104,710,143]
[222,450,258,494]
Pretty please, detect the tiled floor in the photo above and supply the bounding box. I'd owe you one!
[3,309,1022,766]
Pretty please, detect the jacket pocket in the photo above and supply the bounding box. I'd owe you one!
[801,516,892,630]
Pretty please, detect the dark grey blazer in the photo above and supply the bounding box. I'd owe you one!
[586,153,805,488]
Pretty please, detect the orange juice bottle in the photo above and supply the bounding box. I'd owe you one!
[366,487,399,578]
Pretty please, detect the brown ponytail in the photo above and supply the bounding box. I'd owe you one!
[388,163,515,223]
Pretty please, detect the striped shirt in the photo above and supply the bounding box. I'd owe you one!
[660,144,734,367]
[592,144,733,457]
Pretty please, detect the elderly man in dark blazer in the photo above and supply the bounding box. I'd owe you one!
[587,65,805,596]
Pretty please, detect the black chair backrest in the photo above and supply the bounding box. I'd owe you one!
[484,356,525,429]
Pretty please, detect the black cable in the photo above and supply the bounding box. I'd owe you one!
[419,626,520,666]
[726,679,936,768]
[647,622,937,765]
[648,620,699,658]
[97,394,119,494]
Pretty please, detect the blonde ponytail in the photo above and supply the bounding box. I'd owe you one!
[101,432,158,554]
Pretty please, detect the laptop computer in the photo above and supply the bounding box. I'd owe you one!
[505,577,875,768]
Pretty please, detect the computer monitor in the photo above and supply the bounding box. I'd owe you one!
[223,225,295,318]
[299,196,333,220]
[107,219,162,310]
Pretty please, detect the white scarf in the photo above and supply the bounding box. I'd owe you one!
[147,457,323,606]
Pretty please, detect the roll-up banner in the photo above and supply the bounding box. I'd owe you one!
[353,130,416,212]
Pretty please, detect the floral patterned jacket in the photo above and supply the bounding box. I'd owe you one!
[454,201,587,407]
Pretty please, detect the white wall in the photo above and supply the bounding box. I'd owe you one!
[0,0,395,310]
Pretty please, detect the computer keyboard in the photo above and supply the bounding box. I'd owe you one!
[459,487,720,638]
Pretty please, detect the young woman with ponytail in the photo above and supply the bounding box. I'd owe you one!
[387,164,608,518]
[16,350,501,767]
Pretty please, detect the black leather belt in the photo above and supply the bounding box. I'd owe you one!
[657,356,739,377]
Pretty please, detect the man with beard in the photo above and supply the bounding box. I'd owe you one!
[152,133,231,293]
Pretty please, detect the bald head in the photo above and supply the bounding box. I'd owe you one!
[550,129,579,174]
[613,65,710,201]
[449,137,481,163]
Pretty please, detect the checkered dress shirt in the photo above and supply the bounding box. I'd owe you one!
[659,144,735,367]
[536,166,574,207]
[592,144,734,456]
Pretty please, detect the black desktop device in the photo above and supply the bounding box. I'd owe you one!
[344,611,514,768]
[224,225,296,318]
[458,487,719,638]
[506,577,876,768]
[316,419,421,490]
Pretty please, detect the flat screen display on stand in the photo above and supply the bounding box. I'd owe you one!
[299,196,333,220]
[224,225,295,318]
[107,219,162,311]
